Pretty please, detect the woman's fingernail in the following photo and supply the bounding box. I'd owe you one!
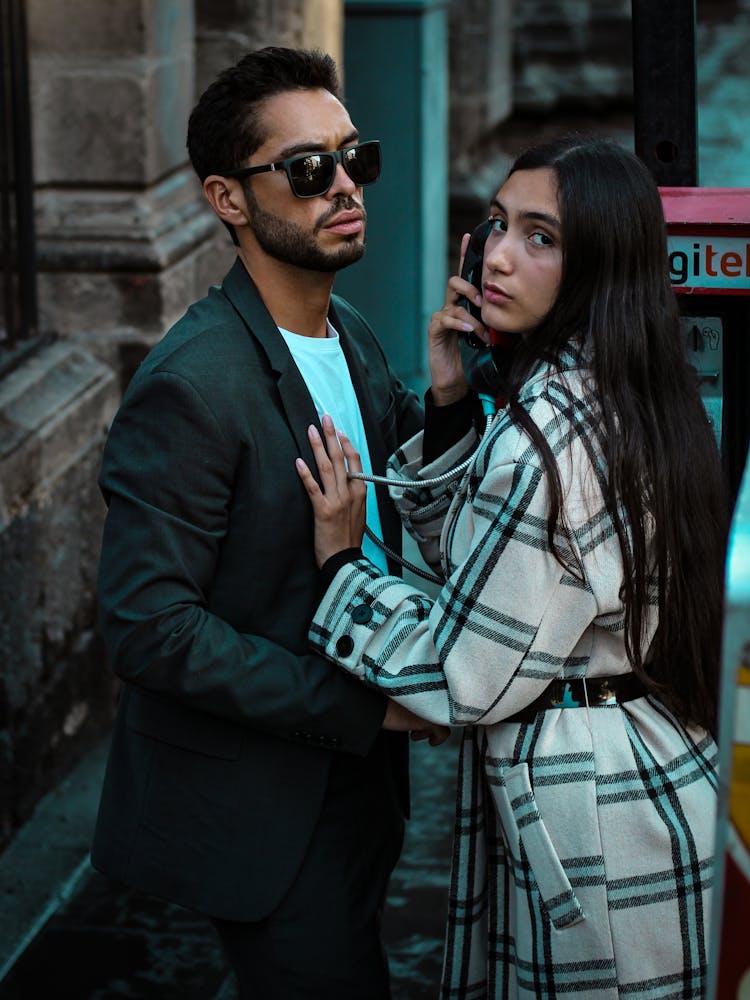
[460,323,474,332]
[474,294,482,306]
[309,425,320,441]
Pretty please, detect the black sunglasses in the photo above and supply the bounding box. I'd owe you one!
[222,140,382,199]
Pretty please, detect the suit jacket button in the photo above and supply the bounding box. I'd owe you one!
[336,635,354,656]
[351,604,373,624]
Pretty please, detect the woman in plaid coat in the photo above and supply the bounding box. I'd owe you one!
[296,137,726,998]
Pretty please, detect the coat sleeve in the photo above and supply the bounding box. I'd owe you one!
[98,369,387,755]
[309,435,600,727]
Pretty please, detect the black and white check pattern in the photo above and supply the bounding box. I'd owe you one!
[310,348,718,998]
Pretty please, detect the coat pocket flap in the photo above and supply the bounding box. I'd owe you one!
[125,687,243,760]
[504,762,585,930]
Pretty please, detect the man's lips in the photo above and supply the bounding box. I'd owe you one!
[323,210,364,235]
[483,282,512,304]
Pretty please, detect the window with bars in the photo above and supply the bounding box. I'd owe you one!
[0,0,38,376]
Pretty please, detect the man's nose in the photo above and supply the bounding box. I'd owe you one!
[327,162,357,199]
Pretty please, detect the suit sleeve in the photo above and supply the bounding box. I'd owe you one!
[97,369,387,755]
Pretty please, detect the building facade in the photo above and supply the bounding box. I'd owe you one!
[0,0,634,851]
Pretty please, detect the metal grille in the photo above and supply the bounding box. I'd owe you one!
[0,0,38,371]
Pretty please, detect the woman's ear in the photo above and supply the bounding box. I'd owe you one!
[203,175,250,235]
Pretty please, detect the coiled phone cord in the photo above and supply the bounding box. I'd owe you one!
[349,395,498,586]
[348,394,497,490]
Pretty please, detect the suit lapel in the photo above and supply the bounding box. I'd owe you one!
[222,260,402,556]
[331,301,403,557]
[222,259,320,472]
[332,306,388,477]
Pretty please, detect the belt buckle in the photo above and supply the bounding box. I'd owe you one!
[550,681,582,709]
[596,681,617,706]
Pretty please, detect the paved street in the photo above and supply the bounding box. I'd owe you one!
[0,732,458,1000]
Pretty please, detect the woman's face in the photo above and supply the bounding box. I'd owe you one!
[480,167,563,338]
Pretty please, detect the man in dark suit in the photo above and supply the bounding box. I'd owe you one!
[91,46,448,999]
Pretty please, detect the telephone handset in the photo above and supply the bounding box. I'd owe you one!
[456,219,518,400]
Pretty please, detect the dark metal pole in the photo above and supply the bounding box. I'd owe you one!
[0,0,17,347]
[631,0,698,186]
[9,0,37,340]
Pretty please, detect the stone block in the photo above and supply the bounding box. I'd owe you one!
[194,0,323,98]
[511,0,634,112]
[147,0,195,57]
[303,0,343,60]
[148,53,196,180]
[0,342,118,532]
[0,340,119,848]
[32,65,151,185]
[28,0,193,58]
[37,271,165,366]
[34,168,214,266]
[195,0,261,32]
[448,0,513,152]
[195,33,262,100]
[31,53,194,186]
[35,234,231,370]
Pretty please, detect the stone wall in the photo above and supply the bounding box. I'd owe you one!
[448,0,634,236]
[512,0,633,113]
[1,0,636,851]
[0,343,118,846]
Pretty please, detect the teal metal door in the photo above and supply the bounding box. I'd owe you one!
[337,0,448,391]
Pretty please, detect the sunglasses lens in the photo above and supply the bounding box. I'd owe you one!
[344,142,382,185]
[288,154,336,197]
[285,143,382,197]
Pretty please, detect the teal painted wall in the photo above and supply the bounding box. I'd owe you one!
[336,0,448,390]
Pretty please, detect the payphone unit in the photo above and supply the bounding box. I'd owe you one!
[660,187,750,503]
[666,187,750,1000]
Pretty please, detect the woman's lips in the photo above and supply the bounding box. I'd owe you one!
[482,283,511,305]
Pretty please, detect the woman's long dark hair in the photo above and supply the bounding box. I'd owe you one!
[498,136,728,734]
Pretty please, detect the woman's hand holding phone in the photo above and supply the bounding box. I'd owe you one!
[428,233,489,406]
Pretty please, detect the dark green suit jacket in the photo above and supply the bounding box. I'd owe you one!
[91,259,423,921]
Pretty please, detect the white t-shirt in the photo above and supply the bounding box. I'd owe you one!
[279,320,389,574]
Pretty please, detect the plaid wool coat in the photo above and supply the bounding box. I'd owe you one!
[310,348,718,999]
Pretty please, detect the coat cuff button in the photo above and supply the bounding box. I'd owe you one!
[336,635,354,656]
[351,604,373,624]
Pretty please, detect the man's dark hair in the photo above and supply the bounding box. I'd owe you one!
[187,46,341,183]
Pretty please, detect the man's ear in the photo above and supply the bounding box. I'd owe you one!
[203,175,250,234]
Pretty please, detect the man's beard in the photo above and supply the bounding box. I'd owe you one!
[244,187,366,273]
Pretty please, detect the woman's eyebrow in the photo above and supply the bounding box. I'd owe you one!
[490,198,561,231]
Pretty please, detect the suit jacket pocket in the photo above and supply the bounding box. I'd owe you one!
[126,686,243,760]
[504,762,585,929]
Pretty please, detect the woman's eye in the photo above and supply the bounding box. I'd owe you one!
[489,217,507,234]
[530,231,554,247]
